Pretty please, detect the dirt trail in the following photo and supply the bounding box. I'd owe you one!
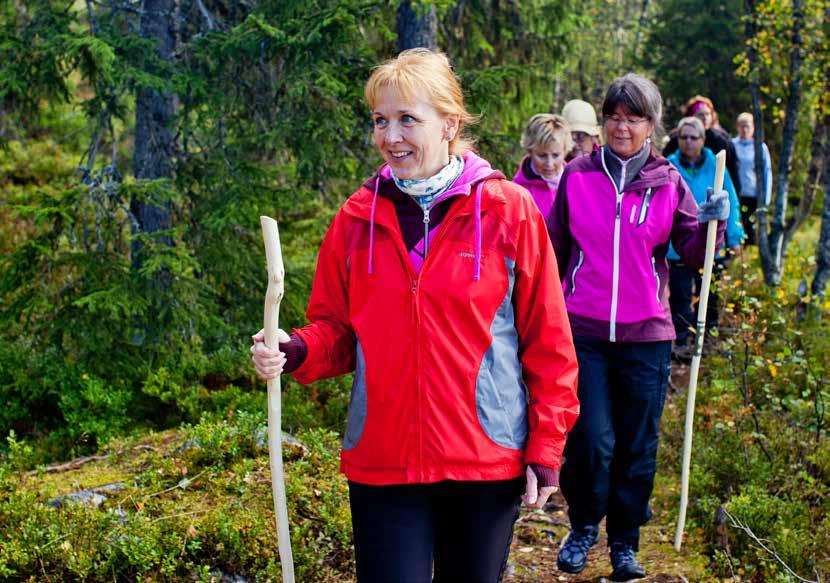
[504,363,711,582]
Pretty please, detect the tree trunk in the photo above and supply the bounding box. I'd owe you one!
[747,0,776,281]
[811,135,830,301]
[131,0,176,266]
[396,0,438,53]
[632,0,651,59]
[769,0,804,260]
[753,0,805,286]
[783,118,827,258]
[808,3,830,305]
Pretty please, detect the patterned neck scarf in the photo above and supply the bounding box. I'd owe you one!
[391,155,464,211]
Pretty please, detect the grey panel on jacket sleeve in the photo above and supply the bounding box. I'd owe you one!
[476,257,529,450]
[343,340,366,450]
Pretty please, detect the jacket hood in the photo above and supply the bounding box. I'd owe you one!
[362,150,501,196]
[348,150,505,281]
[574,147,676,192]
[513,156,557,191]
[667,146,713,170]
[349,150,505,220]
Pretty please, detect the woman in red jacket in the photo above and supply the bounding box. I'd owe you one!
[251,48,579,582]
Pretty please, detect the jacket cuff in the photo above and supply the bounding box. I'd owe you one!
[281,333,307,374]
[529,463,560,489]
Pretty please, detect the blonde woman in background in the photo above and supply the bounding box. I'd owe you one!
[513,113,573,219]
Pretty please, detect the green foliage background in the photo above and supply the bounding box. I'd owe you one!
[0,0,827,580]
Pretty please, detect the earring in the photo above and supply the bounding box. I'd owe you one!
[447,133,454,141]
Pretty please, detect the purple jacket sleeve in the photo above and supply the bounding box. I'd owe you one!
[281,333,308,374]
[546,168,573,281]
[529,463,560,488]
[670,170,725,270]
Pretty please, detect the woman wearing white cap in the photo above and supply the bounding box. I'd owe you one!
[562,99,601,159]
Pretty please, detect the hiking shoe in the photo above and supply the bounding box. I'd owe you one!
[609,541,646,581]
[556,525,599,574]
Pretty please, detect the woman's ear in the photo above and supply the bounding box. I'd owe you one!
[445,115,460,141]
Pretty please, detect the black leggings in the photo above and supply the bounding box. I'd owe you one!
[348,478,524,583]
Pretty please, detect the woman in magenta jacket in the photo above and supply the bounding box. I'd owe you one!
[548,74,730,580]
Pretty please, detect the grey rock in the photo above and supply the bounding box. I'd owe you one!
[48,482,125,509]
[254,427,307,457]
[179,438,203,452]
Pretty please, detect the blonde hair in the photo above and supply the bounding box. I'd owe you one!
[736,112,754,125]
[365,48,477,155]
[520,114,573,153]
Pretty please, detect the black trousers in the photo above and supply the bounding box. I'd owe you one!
[559,336,671,549]
[348,478,523,583]
[740,195,759,245]
[668,260,724,346]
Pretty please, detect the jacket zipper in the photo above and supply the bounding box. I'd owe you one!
[412,196,475,481]
[571,249,584,296]
[412,276,423,481]
[601,149,624,343]
[638,187,653,225]
[422,207,430,257]
[415,203,431,482]
[651,257,660,303]
[370,188,488,481]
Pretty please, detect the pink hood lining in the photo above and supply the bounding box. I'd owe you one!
[513,155,561,191]
[367,151,497,281]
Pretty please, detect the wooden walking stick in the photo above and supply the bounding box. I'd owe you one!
[260,216,295,582]
[674,150,727,551]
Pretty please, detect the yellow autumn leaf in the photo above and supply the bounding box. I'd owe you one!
[769,364,778,377]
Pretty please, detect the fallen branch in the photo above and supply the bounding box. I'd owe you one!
[25,443,161,476]
[723,508,820,583]
[27,454,108,476]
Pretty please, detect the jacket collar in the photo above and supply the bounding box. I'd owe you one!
[513,155,559,189]
[347,157,506,225]
[348,152,506,281]
[587,147,675,192]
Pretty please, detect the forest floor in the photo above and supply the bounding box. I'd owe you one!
[10,361,721,582]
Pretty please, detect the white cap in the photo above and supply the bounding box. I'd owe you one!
[562,100,600,137]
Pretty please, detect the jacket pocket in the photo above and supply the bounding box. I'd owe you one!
[637,188,654,226]
[651,257,660,305]
[570,249,584,297]
[343,340,367,451]
[476,352,528,450]
[475,257,528,450]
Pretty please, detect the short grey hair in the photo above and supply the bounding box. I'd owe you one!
[676,116,705,138]
[601,73,663,138]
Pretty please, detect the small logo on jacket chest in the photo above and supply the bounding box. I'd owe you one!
[459,252,476,259]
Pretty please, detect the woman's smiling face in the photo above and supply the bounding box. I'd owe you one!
[604,105,654,159]
[530,144,566,181]
[372,86,458,180]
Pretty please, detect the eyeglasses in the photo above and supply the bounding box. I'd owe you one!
[572,131,591,142]
[604,115,649,127]
[679,135,702,141]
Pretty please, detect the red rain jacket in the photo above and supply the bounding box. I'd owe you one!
[292,162,579,486]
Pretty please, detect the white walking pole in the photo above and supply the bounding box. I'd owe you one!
[260,216,295,582]
[674,150,726,551]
